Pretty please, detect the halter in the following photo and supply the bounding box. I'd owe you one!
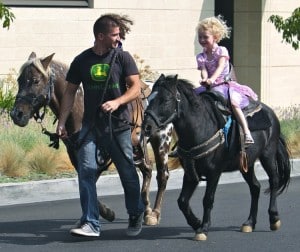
[16,72,55,122]
[15,68,59,148]
[144,87,181,130]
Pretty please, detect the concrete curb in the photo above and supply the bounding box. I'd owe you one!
[1,159,299,206]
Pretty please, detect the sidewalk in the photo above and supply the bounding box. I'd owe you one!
[1,159,299,206]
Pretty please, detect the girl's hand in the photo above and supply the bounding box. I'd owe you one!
[200,78,212,88]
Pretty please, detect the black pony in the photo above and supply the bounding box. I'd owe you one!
[142,74,291,241]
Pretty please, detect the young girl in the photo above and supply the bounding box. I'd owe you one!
[195,16,258,145]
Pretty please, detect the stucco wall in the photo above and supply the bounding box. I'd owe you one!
[0,0,299,107]
[261,0,300,107]
[234,0,300,107]
[0,0,210,86]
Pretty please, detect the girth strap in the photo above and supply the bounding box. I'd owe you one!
[177,129,225,160]
[177,129,225,182]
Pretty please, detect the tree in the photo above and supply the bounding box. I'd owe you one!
[268,7,300,50]
[0,2,15,29]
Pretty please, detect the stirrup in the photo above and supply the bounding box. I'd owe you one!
[245,133,254,145]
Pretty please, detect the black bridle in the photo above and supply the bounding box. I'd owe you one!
[15,73,55,122]
[144,86,181,130]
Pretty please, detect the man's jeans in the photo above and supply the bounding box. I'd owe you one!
[76,124,145,232]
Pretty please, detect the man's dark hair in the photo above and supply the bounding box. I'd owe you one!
[93,13,134,40]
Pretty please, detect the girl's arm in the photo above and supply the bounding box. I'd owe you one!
[200,66,208,82]
[206,56,226,85]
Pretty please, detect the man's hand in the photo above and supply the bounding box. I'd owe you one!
[101,100,120,113]
[56,124,68,140]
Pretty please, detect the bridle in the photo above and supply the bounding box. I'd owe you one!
[15,71,55,122]
[144,85,181,130]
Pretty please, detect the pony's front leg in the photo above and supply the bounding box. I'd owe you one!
[146,162,169,225]
[177,174,201,234]
[136,159,153,219]
[195,175,220,241]
[241,165,260,232]
[143,127,172,226]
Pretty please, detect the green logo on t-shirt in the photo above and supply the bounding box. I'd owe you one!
[90,64,110,81]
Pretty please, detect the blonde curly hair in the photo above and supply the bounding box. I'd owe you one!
[196,15,231,43]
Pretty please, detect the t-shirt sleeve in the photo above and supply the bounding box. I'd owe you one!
[66,56,82,85]
[120,51,139,77]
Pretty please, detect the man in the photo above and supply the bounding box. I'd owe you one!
[56,13,145,237]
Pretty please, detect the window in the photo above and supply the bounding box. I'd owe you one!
[2,0,90,7]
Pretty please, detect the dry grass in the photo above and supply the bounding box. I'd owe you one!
[287,131,300,158]
[0,142,29,177]
[26,145,74,176]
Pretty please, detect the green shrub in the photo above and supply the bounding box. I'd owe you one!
[0,68,18,113]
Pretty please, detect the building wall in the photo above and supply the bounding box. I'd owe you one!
[261,0,300,107]
[0,0,210,85]
[0,0,299,107]
[234,0,300,107]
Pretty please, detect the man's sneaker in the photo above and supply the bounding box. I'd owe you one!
[126,213,144,237]
[70,223,100,237]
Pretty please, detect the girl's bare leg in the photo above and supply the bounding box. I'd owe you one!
[232,105,254,144]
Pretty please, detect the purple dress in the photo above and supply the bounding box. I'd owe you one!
[195,46,258,109]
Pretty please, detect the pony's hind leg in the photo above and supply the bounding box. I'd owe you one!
[241,164,260,232]
[95,168,116,222]
[260,156,282,231]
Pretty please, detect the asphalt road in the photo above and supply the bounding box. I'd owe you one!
[0,176,299,252]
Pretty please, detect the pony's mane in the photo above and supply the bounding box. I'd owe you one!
[19,58,49,78]
[167,76,201,108]
[18,57,68,79]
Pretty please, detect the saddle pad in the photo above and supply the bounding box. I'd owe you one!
[247,109,272,131]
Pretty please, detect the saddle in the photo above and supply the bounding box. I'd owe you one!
[204,91,262,119]
[201,90,271,174]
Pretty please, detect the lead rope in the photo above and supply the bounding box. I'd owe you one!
[74,48,119,151]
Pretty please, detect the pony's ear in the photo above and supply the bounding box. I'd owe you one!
[28,52,37,60]
[41,53,55,70]
[158,74,165,81]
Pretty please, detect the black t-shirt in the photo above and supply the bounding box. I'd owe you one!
[66,48,139,133]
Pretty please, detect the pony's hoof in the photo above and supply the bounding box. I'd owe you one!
[194,233,207,241]
[270,220,281,231]
[101,210,115,222]
[241,225,253,233]
[144,215,160,226]
[99,202,115,222]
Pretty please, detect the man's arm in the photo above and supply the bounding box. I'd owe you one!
[56,82,79,139]
[101,74,141,113]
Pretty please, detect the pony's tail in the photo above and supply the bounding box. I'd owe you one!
[275,133,291,195]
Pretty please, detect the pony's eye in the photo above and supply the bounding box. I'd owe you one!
[32,78,40,85]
